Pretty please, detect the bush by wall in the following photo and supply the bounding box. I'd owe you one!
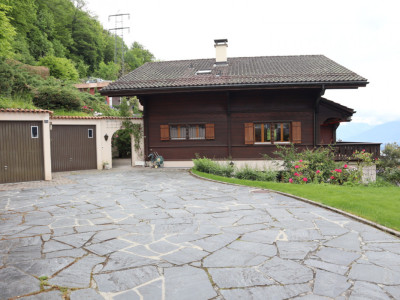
[33,86,83,111]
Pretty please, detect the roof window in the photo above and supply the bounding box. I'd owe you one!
[196,70,212,75]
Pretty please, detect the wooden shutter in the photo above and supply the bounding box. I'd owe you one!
[292,122,301,144]
[205,123,215,140]
[244,123,254,145]
[160,125,169,141]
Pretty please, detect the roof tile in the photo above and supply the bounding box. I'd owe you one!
[101,55,368,93]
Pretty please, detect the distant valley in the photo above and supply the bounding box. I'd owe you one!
[337,120,400,145]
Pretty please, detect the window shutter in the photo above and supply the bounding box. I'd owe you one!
[292,122,301,144]
[205,123,215,140]
[244,123,254,145]
[160,125,169,141]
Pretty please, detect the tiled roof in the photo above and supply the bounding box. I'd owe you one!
[50,116,142,120]
[101,55,368,94]
[0,108,53,114]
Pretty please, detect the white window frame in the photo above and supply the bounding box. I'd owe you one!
[31,126,39,138]
[88,128,94,138]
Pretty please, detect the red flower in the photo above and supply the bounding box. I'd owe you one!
[289,178,293,183]
[330,176,335,180]
[294,172,300,176]
[299,160,303,163]
[316,170,321,174]
[303,177,308,182]
[344,164,348,168]
[362,149,365,152]
[295,165,300,169]
[336,169,342,173]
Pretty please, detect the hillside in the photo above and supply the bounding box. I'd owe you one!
[337,121,400,145]
[0,0,154,80]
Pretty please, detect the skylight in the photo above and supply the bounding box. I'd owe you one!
[196,70,212,75]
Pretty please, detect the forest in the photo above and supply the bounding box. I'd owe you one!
[0,0,154,79]
[0,0,154,115]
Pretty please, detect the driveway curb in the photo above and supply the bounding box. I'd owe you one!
[189,170,400,238]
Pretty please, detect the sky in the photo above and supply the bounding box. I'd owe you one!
[85,0,400,125]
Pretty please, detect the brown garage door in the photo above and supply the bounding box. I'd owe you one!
[0,121,44,183]
[51,125,97,172]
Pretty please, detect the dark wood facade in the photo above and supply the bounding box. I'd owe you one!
[140,88,354,161]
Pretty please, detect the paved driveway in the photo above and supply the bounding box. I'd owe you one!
[0,169,399,300]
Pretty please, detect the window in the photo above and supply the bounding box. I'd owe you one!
[161,124,214,141]
[245,122,300,145]
[88,129,93,138]
[273,123,290,142]
[31,126,39,138]
[188,125,205,140]
[170,125,186,140]
[254,123,271,143]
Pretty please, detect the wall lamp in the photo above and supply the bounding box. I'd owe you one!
[104,134,109,141]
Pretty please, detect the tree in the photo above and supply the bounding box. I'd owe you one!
[124,42,154,73]
[38,55,79,81]
[0,3,16,58]
[94,61,120,80]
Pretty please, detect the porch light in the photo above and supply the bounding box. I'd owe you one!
[104,134,109,141]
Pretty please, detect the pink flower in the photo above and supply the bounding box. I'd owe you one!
[330,176,335,180]
[115,134,119,138]
[362,149,365,152]
[303,177,308,182]
[336,169,342,173]
[316,170,321,174]
[299,160,303,162]
[289,178,293,183]
[344,164,348,168]
[295,165,300,169]
[294,172,300,177]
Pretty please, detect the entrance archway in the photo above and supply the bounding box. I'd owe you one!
[112,129,132,169]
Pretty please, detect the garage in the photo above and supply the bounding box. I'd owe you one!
[51,125,97,172]
[0,121,45,183]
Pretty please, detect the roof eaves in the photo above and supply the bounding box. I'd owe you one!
[100,80,368,96]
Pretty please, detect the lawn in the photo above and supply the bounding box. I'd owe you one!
[192,169,400,231]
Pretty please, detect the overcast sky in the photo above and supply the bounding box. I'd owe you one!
[85,0,400,125]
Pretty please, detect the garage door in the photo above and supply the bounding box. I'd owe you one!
[0,121,44,183]
[51,125,97,172]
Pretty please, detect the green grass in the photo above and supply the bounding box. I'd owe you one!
[52,109,91,116]
[192,169,400,231]
[0,95,37,109]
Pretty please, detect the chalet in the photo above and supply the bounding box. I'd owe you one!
[100,39,379,167]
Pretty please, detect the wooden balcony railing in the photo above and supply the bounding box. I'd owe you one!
[318,142,381,161]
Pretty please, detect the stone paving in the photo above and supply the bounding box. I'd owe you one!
[0,169,399,300]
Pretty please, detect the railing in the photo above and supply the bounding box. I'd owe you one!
[318,142,381,161]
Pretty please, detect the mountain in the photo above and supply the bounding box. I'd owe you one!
[337,121,400,145]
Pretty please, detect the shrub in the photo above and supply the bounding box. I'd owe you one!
[33,86,83,111]
[382,168,400,186]
[38,56,79,81]
[377,143,400,185]
[192,157,234,177]
[235,165,277,182]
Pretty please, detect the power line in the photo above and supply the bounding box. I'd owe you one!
[108,13,130,75]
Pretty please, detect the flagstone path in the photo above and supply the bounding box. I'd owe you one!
[0,169,399,299]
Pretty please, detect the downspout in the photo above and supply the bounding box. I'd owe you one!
[227,92,232,158]
[314,85,325,147]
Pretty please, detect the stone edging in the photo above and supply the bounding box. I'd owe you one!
[189,170,400,239]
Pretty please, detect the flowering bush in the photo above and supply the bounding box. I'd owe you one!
[271,144,374,185]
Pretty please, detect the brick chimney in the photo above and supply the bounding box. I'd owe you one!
[214,39,228,64]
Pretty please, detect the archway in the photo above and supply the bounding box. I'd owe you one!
[111,128,132,169]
